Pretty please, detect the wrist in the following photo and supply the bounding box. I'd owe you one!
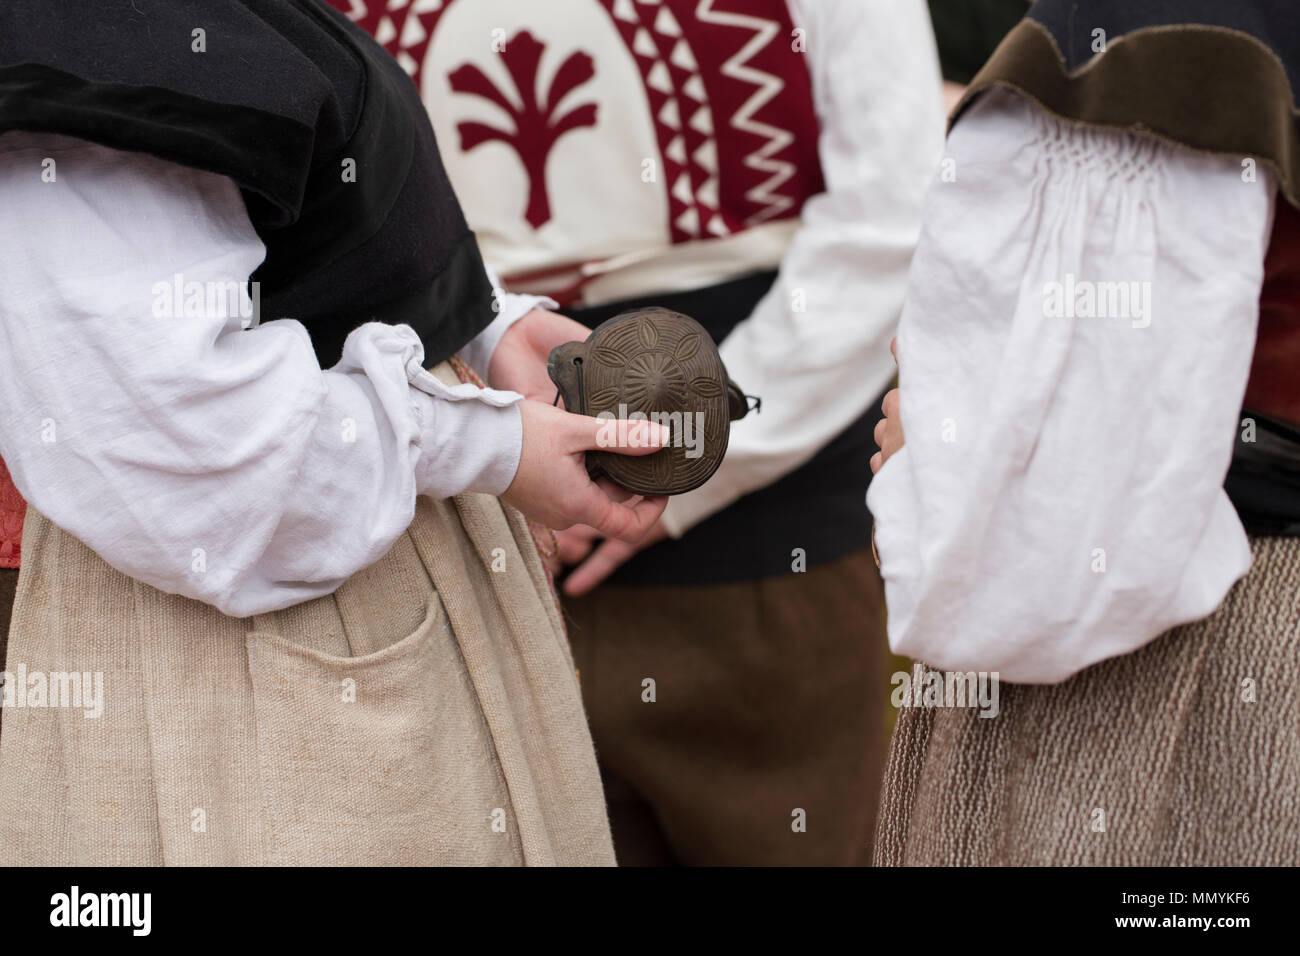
[463,298,557,382]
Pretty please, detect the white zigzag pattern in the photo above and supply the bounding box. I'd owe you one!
[695,0,795,225]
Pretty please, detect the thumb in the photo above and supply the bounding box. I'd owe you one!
[576,415,671,457]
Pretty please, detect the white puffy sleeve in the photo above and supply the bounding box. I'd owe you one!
[0,131,525,618]
[867,89,1274,683]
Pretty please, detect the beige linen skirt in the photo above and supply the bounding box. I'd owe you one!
[0,371,614,866]
[874,535,1300,866]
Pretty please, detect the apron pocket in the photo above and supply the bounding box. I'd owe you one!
[245,594,519,865]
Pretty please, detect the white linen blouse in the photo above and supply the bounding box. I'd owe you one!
[868,89,1275,683]
[0,129,547,617]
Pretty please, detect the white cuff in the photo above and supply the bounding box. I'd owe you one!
[414,396,523,498]
[397,333,525,498]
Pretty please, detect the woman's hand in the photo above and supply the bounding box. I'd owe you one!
[489,308,591,404]
[870,337,903,474]
[503,400,670,543]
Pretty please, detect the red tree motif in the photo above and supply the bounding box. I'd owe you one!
[450,31,598,229]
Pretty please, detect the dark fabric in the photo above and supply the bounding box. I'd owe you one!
[1227,196,1300,536]
[957,2,1300,209]
[0,569,13,657]
[0,567,16,742]
[566,547,887,866]
[566,270,777,346]
[0,0,495,367]
[1247,197,1300,428]
[1025,0,1300,95]
[1226,411,1300,536]
[926,0,1031,85]
[564,272,880,585]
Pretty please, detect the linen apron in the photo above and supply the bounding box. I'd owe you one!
[0,364,615,866]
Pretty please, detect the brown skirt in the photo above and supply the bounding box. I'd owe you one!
[874,535,1300,866]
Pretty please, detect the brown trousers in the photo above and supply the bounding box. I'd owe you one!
[566,547,887,866]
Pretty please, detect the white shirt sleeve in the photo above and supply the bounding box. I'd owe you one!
[660,0,945,536]
[866,89,1274,684]
[0,130,526,618]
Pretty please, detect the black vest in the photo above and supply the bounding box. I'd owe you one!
[0,0,495,367]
